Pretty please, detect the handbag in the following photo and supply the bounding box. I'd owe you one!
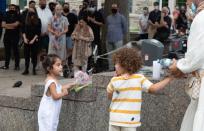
[187,76,201,100]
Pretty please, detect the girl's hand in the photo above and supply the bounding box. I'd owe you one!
[62,88,68,96]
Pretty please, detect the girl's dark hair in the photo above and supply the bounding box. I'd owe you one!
[42,54,61,74]
[25,8,39,26]
[112,48,143,74]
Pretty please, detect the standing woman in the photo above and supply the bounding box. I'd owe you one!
[71,17,94,72]
[48,4,69,66]
[22,8,41,75]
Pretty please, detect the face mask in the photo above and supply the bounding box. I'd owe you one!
[8,10,16,14]
[111,9,117,14]
[88,7,96,13]
[63,8,69,13]
[191,2,197,14]
[40,5,46,9]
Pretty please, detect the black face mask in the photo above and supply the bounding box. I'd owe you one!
[63,8,69,13]
[40,5,46,9]
[111,9,117,14]
[8,10,16,14]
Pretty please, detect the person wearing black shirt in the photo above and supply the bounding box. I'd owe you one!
[0,11,3,39]
[21,0,36,25]
[154,7,172,43]
[62,2,78,66]
[78,1,89,20]
[1,4,20,70]
[176,6,188,34]
[87,6,104,72]
[22,8,41,75]
[148,2,161,38]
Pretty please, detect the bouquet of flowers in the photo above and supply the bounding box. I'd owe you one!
[72,70,92,92]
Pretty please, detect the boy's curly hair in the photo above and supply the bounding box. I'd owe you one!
[112,48,143,74]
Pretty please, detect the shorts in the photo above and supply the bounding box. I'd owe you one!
[66,36,73,49]
[109,125,137,131]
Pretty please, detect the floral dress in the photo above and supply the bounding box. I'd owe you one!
[48,16,69,61]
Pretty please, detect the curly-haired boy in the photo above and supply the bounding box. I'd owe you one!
[107,48,173,131]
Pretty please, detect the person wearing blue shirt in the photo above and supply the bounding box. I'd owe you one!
[106,3,127,71]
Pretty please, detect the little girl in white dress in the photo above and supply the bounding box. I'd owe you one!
[38,54,75,131]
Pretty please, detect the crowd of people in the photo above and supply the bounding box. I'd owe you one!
[138,1,195,43]
[0,0,128,76]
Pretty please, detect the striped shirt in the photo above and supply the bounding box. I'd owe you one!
[107,74,153,127]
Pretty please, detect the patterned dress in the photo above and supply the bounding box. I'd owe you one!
[48,15,69,61]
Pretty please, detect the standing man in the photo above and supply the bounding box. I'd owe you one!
[154,7,172,43]
[1,4,20,70]
[148,2,161,39]
[169,1,204,131]
[87,5,104,72]
[138,7,149,40]
[37,0,52,53]
[106,3,127,70]
[62,2,78,66]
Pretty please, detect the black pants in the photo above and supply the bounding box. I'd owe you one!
[24,42,38,70]
[3,36,20,68]
[139,33,148,40]
[39,35,49,53]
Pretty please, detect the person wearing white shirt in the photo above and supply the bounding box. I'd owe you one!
[138,7,149,40]
[37,0,52,53]
[169,1,204,131]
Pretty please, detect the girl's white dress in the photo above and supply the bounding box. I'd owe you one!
[38,80,62,131]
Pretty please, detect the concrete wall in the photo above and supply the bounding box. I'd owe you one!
[0,72,190,131]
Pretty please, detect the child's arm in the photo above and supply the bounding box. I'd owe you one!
[148,77,173,93]
[48,83,68,100]
[107,82,114,100]
[62,82,76,90]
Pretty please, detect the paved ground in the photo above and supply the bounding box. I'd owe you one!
[0,60,45,98]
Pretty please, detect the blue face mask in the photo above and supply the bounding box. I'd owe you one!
[191,2,197,14]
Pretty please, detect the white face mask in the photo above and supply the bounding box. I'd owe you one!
[88,7,96,13]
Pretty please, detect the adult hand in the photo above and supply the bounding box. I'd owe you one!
[29,39,35,45]
[169,59,185,78]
